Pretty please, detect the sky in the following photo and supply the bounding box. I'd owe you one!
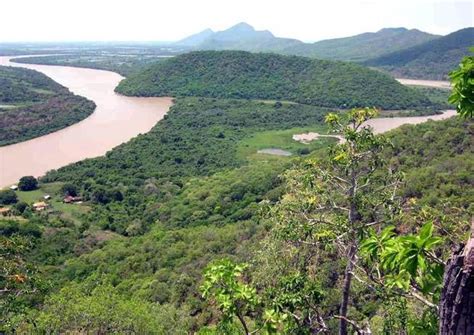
[0,0,472,42]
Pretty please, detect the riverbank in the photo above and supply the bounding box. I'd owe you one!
[0,56,173,188]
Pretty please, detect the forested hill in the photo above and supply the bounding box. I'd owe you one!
[286,27,438,62]
[365,27,474,79]
[116,51,434,110]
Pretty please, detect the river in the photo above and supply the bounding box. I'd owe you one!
[0,56,173,188]
[0,59,456,188]
[396,78,452,89]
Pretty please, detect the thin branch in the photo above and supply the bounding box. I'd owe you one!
[407,289,438,310]
[334,315,364,334]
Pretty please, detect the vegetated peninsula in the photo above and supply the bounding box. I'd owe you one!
[116,50,435,110]
[0,66,95,146]
[365,27,474,79]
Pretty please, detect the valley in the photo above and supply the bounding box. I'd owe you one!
[0,12,472,333]
[0,53,455,188]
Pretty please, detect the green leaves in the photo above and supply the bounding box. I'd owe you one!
[449,50,474,118]
[201,259,260,332]
[361,221,444,297]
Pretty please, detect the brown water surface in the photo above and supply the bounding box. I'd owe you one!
[396,78,452,89]
[0,56,172,188]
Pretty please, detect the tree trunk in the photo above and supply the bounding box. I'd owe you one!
[339,169,359,335]
[439,219,474,334]
[339,243,357,335]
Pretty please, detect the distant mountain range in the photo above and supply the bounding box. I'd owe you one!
[286,27,439,62]
[175,23,473,79]
[365,27,474,79]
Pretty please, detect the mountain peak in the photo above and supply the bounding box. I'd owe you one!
[226,22,255,32]
[377,27,409,34]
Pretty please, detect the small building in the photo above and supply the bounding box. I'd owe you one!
[43,194,51,200]
[63,195,83,204]
[9,185,18,191]
[33,201,48,212]
[0,207,11,216]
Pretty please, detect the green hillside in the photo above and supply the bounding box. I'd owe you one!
[365,27,474,79]
[3,100,471,332]
[286,27,438,62]
[0,66,95,146]
[116,51,434,110]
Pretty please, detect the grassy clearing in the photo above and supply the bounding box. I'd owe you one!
[237,126,336,161]
[15,182,90,225]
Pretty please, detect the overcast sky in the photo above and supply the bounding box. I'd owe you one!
[0,0,472,42]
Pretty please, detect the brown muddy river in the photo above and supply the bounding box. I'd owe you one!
[396,78,452,89]
[0,56,173,188]
[0,59,456,187]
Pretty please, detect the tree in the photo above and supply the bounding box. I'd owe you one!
[60,183,78,197]
[449,50,474,118]
[256,108,401,334]
[438,221,474,334]
[0,235,43,331]
[201,259,262,335]
[0,190,17,205]
[18,176,38,191]
[438,51,474,332]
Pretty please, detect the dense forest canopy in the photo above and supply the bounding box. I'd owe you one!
[115,51,437,110]
[0,66,95,146]
[1,93,472,333]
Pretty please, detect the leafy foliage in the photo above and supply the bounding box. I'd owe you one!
[201,260,263,334]
[0,190,18,205]
[0,231,45,330]
[15,283,191,334]
[18,176,38,191]
[449,50,474,118]
[361,222,444,295]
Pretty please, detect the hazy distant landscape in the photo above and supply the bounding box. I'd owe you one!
[0,3,473,334]
[4,23,472,80]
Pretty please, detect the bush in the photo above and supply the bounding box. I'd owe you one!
[61,183,78,196]
[0,190,17,205]
[18,176,38,191]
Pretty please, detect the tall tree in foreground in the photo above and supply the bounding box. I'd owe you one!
[257,108,401,334]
